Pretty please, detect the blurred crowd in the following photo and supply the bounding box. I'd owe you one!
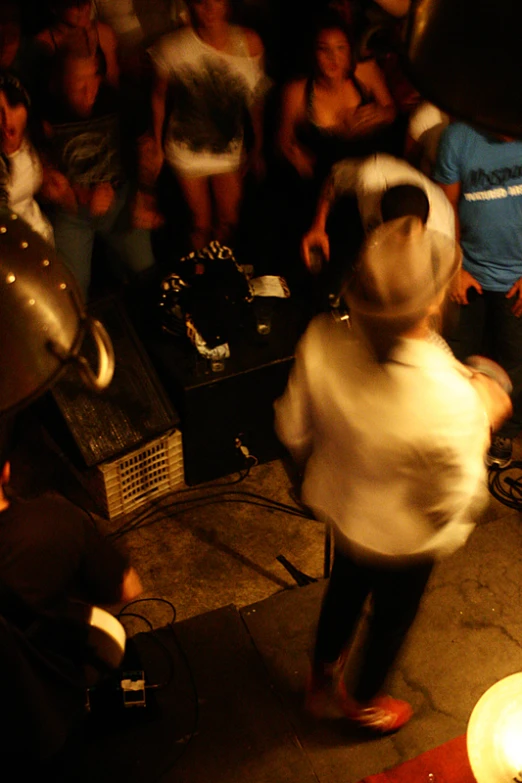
[4,0,522,471]
[0,0,436,302]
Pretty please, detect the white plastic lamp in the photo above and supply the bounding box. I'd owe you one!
[467,673,522,783]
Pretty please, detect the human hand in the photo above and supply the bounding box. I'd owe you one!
[131,188,165,229]
[301,227,330,271]
[450,269,482,305]
[342,104,387,138]
[90,182,115,216]
[469,372,513,432]
[138,134,164,185]
[41,168,77,212]
[506,277,522,316]
[119,567,143,603]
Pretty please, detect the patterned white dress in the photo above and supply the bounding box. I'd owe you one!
[150,25,266,178]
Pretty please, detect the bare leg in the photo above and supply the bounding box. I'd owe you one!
[211,170,243,248]
[177,174,213,251]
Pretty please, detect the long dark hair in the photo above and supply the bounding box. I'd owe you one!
[0,72,33,176]
[309,11,357,76]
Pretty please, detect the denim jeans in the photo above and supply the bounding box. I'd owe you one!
[52,184,155,301]
[444,289,522,439]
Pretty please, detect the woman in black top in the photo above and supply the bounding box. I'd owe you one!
[277,15,396,184]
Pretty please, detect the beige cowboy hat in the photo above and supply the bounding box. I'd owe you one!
[346,216,461,322]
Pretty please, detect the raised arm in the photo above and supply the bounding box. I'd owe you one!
[98,21,120,88]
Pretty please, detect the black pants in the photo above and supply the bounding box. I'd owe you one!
[444,289,522,438]
[313,545,434,702]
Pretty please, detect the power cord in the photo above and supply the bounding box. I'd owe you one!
[488,461,522,510]
[107,489,315,542]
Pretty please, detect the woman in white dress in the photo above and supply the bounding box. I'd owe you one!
[148,0,267,250]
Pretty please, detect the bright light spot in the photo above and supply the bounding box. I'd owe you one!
[6,273,15,284]
[500,709,522,769]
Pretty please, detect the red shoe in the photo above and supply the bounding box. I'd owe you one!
[305,654,349,719]
[337,680,412,733]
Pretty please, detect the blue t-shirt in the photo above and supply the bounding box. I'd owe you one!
[434,122,522,291]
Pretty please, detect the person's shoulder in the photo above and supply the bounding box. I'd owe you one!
[302,312,352,349]
[238,26,264,57]
[150,26,191,55]
[441,121,474,144]
[97,20,117,46]
[435,122,471,166]
[408,101,446,132]
[425,349,482,405]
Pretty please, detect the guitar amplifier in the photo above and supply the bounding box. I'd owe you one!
[143,296,310,485]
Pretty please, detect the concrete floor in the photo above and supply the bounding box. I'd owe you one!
[11,405,522,780]
[111,446,522,781]
[102,456,329,626]
[102,445,522,781]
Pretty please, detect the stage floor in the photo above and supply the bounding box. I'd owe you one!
[49,498,522,783]
[12,414,522,782]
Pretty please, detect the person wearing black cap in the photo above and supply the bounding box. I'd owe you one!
[275,217,511,733]
[301,151,454,271]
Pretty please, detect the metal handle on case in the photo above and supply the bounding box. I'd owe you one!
[75,316,115,391]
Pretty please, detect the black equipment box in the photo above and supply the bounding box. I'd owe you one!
[144,297,310,485]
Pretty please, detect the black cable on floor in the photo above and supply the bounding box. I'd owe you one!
[488,461,522,510]
[116,598,199,778]
[108,494,315,542]
[105,460,259,539]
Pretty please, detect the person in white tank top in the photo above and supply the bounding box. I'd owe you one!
[147,0,268,250]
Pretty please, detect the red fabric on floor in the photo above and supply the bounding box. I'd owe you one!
[359,735,477,782]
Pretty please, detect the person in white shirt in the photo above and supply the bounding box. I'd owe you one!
[405,100,450,176]
[275,216,511,733]
[0,73,53,244]
[301,152,454,270]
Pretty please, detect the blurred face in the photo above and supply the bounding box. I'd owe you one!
[62,57,100,117]
[58,1,91,29]
[190,0,229,28]
[0,91,27,154]
[315,28,352,79]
